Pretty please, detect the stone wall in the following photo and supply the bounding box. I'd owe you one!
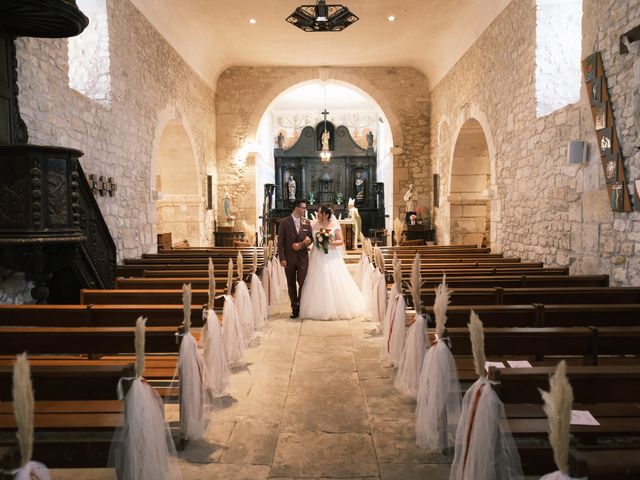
[215,67,430,227]
[14,0,216,260]
[430,0,640,286]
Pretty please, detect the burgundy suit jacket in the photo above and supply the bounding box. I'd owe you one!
[277,215,313,265]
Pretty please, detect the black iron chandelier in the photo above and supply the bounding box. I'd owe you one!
[286,0,358,32]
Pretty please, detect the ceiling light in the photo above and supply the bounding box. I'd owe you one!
[387,15,396,22]
[249,18,257,24]
[286,0,358,32]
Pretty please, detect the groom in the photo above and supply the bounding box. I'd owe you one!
[277,199,313,318]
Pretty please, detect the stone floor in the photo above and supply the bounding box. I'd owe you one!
[176,313,452,479]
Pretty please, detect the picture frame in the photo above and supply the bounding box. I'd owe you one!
[602,154,618,184]
[597,127,613,155]
[594,101,607,130]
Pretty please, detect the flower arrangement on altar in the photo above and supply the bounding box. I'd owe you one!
[315,227,333,254]
[307,192,315,205]
[335,192,344,205]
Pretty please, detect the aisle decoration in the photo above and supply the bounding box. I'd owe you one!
[415,275,460,451]
[449,311,523,479]
[109,317,181,480]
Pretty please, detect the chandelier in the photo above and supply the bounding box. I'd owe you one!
[286,0,359,32]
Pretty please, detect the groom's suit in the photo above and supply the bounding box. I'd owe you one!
[277,214,313,311]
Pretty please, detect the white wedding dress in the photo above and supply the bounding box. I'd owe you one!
[299,218,368,320]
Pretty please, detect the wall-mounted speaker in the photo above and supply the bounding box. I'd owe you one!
[568,140,587,164]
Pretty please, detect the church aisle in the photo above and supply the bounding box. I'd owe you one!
[178,314,452,479]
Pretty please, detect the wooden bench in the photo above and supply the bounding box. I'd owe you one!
[81,288,216,307]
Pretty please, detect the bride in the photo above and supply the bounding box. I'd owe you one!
[299,204,368,320]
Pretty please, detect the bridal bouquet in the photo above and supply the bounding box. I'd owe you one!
[315,228,333,254]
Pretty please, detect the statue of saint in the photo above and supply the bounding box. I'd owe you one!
[404,183,418,212]
[366,131,374,148]
[354,172,365,200]
[277,131,285,149]
[622,35,640,144]
[321,130,330,150]
[223,186,233,219]
[287,176,296,201]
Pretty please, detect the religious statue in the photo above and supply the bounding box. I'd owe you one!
[286,175,296,201]
[222,186,235,224]
[354,172,365,200]
[277,131,285,149]
[366,130,374,149]
[622,35,640,144]
[347,197,362,245]
[404,183,418,213]
[321,130,330,150]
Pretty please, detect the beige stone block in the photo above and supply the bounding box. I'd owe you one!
[449,205,463,217]
[462,204,486,217]
[582,190,614,223]
[395,168,409,181]
[451,174,488,193]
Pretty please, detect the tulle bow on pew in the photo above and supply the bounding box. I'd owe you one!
[449,311,523,480]
[109,317,182,480]
[415,275,461,451]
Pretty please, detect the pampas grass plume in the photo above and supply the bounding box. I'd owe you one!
[468,311,486,378]
[393,252,402,287]
[433,274,450,338]
[237,252,244,280]
[13,353,33,466]
[252,249,258,274]
[410,253,422,311]
[540,360,573,475]
[135,316,147,378]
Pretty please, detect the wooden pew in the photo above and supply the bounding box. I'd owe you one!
[81,289,215,307]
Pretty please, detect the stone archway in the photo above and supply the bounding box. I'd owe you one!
[449,118,491,247]
[155,121,202,247]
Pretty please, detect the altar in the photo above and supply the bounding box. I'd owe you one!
[264,122,385,239]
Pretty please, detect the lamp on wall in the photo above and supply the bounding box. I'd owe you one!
[286,0,358,32]
[320,86,331,162]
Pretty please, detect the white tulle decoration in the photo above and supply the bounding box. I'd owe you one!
[392,251,402,287]
[539,361,574,479]
[395,313,427,397]
[381,293,406,366]
[382,282,401,333]
[226,259,234,295]
[252,249,258,275]
[415,339,461,451]
[433,274,450,338]
[449,377,524,480]
[109,317,181,480]
[13,461,51,480]
[222,294,245,364]
[201,309,229,397]
[234,280,254,346]
[450,311,523,480]
[250,273,267,329]
[177,332,207,440]
[262,259,271,305]
[355,253,367,289]
[369,269,387,327]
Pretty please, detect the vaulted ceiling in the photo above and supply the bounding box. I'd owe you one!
[130,0,511,89]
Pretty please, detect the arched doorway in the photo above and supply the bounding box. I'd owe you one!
[449,119,491,247]
[155,121,202,247]
[253,80,395,240]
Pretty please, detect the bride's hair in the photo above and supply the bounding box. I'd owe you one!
[318,204,333,219]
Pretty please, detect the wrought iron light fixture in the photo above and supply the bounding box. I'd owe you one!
[286,0,358,32]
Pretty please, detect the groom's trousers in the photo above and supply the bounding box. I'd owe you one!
[285,256,308,308]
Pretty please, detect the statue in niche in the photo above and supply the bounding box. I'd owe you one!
[286,176,296,201]
[277,131,285,149]
[321,130,330,150]
[622,35,640,145]
[354,171,365,200]
[366,131,374,149]
[404,183,418,224]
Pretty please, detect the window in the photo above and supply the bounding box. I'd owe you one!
[535,0,582,117]
[68,0,111,105]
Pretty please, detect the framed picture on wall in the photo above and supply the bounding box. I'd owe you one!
[433,174,439,208]
[597,127,613,155]
[591,76,603,104]
[602,154,618,183]
[594,101,608,130]
[611,182,625,211]
[207,175,213,210]
[583,53,597,83]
